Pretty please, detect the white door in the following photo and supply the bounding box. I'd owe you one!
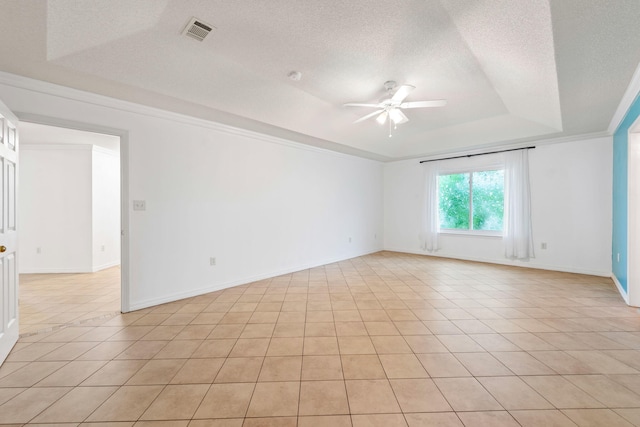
[0,98,18,365]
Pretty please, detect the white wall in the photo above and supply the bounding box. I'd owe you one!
[19,145,93,273]
[0,73,384,310]
[92,147,121,271]
[384,136,613,276]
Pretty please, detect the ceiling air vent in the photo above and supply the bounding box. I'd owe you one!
[182,17,214,42]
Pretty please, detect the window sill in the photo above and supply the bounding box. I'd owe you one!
[439,229,503,238]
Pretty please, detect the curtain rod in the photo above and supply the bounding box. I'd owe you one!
[419,146,536,163]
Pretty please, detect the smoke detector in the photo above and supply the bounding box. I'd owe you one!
[182,17,215,42]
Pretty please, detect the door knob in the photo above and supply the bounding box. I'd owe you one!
[0,246,6,253]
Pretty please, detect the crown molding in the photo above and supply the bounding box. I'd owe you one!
[609,61,640,134]
[0,71,386,163]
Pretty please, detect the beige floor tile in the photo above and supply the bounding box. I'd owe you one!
[37,360,106,386]
[565,375,640,407]
[491,351,556,375]
[335,321,368,336]
[390,378,452,412]
[299,380,349,415]
[522,376,603,409]
[416,353,471,377]
[304,337,340,355]
[0,361,67,387]
[0,387,71,423]
[229,338,270,357]
[337,336,376,354]
[298,415,352,427]
[126,359,185,385]
[510,409,580,426]
[370,336,412,354]
[140,384,209,420]
[454,352,513,376]
[436,335,486,352]
[404,335,449,353]
[379,354,429,378]
[32,386,118,423]
[305,322,336,337]
[345,379,401,414]
[10,254,640,426]
[246,381,300,417]
[434,378,502,411]
[87,385,163,422]
[115,340,168,359]
[351,414,407,426]
[170,358,225,384]
[193,383,255,419]
[404,412,463,426]
[215,357,263,383]
[456,411,520,427]
[266,337,303,356]
[562,409,634,426]
[615,408,640,425]
[478,376,553,410]
[394,321,431,335]
[192,339,236,358]
[302,355,343,380]
[341,354,386,379]
[259,356,303,382]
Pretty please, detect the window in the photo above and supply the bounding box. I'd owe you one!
[438,169,504,233]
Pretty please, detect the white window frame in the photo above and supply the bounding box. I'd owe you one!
[438,167,504,237]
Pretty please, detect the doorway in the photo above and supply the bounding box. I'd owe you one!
[18,122,122,335]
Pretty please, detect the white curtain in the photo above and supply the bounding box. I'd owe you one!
[419,161,440,252]
[503,150,535,260]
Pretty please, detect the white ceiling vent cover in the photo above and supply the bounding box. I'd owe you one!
[182,18,214,41]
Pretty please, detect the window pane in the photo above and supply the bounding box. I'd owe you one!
[438,173,470,229]
[472,170,504,231]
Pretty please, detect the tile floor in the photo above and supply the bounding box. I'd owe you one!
[19,266,121,335]
[2,251,640,426]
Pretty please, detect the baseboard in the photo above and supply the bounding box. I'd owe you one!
[92,261,121,272]
[128,247,383,311]
[383,246,612,277]
[612,274,630,305]
[19,267,94,274]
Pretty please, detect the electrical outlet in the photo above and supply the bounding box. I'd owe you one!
[133,200,146,211]
[617,253,620,262]
[348,237,352,243]
[210,257,216,266]
[36,247,41,254]
[101,245,105,252]
[541,242,547,250]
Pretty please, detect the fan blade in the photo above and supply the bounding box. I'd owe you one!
[353,109,385,124]
[389,108,409,124]
[343,103,382,108]
[400,100,447,109]
[391,84,415,103]
[376,111,389,125]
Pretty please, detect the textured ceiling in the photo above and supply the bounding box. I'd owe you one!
[0,0,639,161]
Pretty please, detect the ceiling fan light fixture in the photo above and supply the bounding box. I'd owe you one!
[389,108,403,124]
[376,111,388,125]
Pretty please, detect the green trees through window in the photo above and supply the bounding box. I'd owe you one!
[438,169,504,231]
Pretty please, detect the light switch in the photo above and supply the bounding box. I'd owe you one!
[133,200,146,211]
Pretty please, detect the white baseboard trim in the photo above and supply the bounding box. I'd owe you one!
[92,261,121,272]
[611,274,630,305]
[383,247,612,277]
[20,267,94,274]
[128,247,383,311]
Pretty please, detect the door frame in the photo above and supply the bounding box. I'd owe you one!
[16,113,131,313]
[628,118,640,307]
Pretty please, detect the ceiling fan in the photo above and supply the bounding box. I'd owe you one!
[344,81,446,137]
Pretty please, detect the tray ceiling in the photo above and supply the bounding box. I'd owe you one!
[0,0,639,160]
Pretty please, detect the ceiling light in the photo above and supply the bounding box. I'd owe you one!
[376,111,388,125]
[388,108,403,124]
